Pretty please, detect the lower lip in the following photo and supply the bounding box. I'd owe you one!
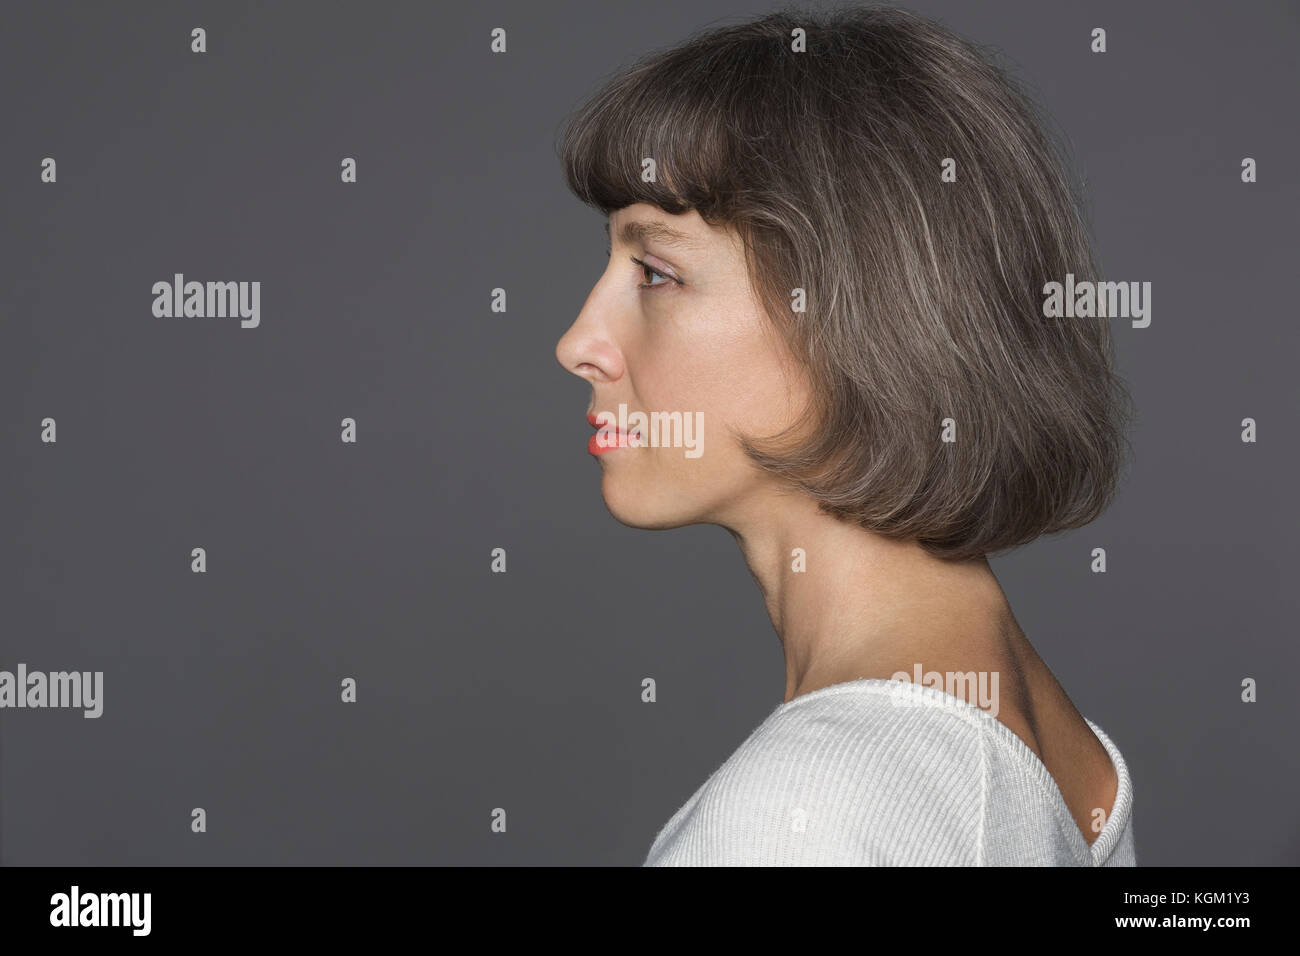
[588,431,636,456]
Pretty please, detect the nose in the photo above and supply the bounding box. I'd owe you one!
[555,285,625,385]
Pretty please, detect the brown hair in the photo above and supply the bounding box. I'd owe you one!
[556,4,1134,561]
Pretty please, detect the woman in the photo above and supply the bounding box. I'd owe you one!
[554,6,1136,866]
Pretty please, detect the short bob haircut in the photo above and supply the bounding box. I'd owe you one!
[557,4,1134,562]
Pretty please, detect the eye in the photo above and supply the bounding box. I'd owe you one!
[630,256,676,290]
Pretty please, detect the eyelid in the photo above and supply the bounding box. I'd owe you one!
[604,238,683,286]
[630,256,681,288]
[639,252,679,278]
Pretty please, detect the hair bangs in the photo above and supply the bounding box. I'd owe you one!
[556,37,771,222]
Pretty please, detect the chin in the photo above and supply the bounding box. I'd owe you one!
[598,471,703,530]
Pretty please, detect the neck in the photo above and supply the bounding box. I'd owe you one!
[720,490,1019,704]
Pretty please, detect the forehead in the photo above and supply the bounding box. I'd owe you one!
[607,205,735,256]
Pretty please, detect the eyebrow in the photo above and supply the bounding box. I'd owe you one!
[605,218,703,252]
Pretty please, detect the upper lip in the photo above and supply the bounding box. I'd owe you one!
[586,411,629,432]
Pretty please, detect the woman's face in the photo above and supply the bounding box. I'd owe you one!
[556,203,812,529]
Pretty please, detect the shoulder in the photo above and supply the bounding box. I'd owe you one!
[650,680,993,865]
[753,680,991,864]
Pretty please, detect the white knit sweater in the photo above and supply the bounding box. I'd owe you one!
[643,677,1135,865]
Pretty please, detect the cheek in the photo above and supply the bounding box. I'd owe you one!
[637,309,799,439]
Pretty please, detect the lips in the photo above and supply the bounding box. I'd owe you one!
[586,411,638,453]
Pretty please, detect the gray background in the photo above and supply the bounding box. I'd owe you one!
[2,0,1296,866]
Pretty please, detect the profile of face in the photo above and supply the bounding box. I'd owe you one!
[555,203,813,530]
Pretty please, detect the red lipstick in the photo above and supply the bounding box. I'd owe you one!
[586,412,636,455]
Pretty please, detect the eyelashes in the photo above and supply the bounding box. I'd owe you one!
[603,244,682,291]
[630,256,677,289]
